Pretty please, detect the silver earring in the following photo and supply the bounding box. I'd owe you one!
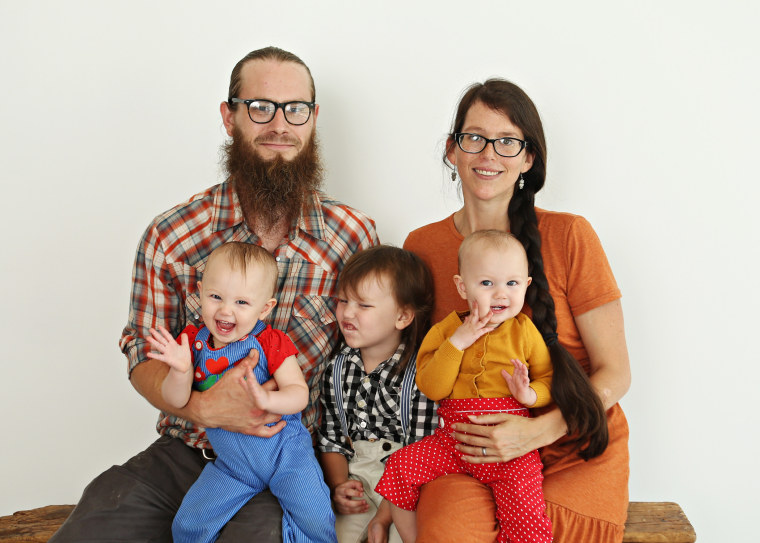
[451,169,458,182]
[518,173,525,190]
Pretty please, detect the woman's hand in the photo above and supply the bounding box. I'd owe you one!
[451,408,567,463]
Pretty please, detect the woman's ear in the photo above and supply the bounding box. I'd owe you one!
[453,275,468,301]
[395,307,415,331]
[445,137,458,168]
[521,149,535,173]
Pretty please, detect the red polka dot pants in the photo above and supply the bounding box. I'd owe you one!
[375,397,552,543]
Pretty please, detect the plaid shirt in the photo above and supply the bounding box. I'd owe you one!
[119,180,378,446]
[317,344,438,459]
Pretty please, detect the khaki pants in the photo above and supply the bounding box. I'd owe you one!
[336,439,404,543]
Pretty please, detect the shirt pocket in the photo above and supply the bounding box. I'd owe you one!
[185,292,202,327]
[375,389,401,420]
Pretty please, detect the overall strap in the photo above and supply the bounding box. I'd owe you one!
[331,352,350,439]
[399,351,417,440]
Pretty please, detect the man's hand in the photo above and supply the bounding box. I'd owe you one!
[193,350,285,436]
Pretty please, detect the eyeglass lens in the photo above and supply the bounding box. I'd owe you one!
[248,100,312,125]
[457,133,525,157]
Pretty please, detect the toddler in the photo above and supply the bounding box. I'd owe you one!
[317,245,438,543]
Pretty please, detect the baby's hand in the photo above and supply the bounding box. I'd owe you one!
[332,479,369,515]
[146,326,192,374]
[449,300,494,351]
[502,359,537,407]
[239,361,271,411]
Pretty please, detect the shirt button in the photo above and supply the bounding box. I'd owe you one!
[360,421,367,428]
[357,400,366,408]
[476,351,484,357]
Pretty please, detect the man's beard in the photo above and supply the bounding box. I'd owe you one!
[223,126,323,233]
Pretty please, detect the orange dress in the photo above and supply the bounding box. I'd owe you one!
[404,210,629,543]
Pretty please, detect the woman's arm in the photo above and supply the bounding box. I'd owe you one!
[575,299,631,409]
[451,299,630,462]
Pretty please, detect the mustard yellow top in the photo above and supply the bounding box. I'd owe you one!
[416,311,553,406]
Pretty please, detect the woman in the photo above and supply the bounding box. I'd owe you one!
[404,79,631,542]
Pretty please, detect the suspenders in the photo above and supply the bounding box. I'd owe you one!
[332,350,418,444]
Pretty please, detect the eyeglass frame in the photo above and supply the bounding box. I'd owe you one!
[453,132,529,158]
[228,97,316,126]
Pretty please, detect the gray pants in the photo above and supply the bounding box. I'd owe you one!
[50,435,282,542]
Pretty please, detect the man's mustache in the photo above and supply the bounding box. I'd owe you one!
[254,134,299,146]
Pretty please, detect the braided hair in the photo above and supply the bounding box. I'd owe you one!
[446,79,608,459]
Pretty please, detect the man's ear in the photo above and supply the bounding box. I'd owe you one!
[220,101,235,137]
[259,298,277,320]
[453,275,468,300]
[395,307,415,331]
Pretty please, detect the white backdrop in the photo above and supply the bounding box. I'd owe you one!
[2,1,758,541]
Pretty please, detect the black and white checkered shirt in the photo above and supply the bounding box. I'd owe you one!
[317,343,438,459]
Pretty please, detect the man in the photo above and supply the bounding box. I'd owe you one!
[51,47,378,542]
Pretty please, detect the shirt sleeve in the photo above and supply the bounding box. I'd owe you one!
[256,326,299,376]
[119,223,187,376]
[521,317,553,408]
[407,386,438,445]
[416,317,463,401]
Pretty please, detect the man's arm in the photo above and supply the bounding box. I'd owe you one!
[131,355,285,435]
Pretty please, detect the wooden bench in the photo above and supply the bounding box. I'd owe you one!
[0,502,695,542]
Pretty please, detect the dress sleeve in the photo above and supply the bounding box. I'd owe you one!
[562,215,621,316]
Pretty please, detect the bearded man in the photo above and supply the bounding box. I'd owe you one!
[51,47,378,543]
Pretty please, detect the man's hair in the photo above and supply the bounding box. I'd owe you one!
[458,230,527,273]
[227,46,316,103]
[207,242,278,296]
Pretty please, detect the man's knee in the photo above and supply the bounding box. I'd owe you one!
[217,490,283,542]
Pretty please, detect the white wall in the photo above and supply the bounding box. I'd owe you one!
[1,1,758,541]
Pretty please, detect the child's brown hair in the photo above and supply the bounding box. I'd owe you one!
[338,245,434,375]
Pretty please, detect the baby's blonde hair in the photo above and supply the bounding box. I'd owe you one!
[206,242,278,296]
[458,230,528,272]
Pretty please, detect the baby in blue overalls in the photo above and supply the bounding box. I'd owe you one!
[146,241,336,543]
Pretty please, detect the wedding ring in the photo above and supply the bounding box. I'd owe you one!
[481,447,487,456]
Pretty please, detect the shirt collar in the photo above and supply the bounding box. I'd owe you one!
[341,343,407,374]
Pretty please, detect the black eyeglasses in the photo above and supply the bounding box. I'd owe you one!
[228,98,315,126]
[454,132,528,158]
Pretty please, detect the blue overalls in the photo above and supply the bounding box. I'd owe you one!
[172,321,337,543]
